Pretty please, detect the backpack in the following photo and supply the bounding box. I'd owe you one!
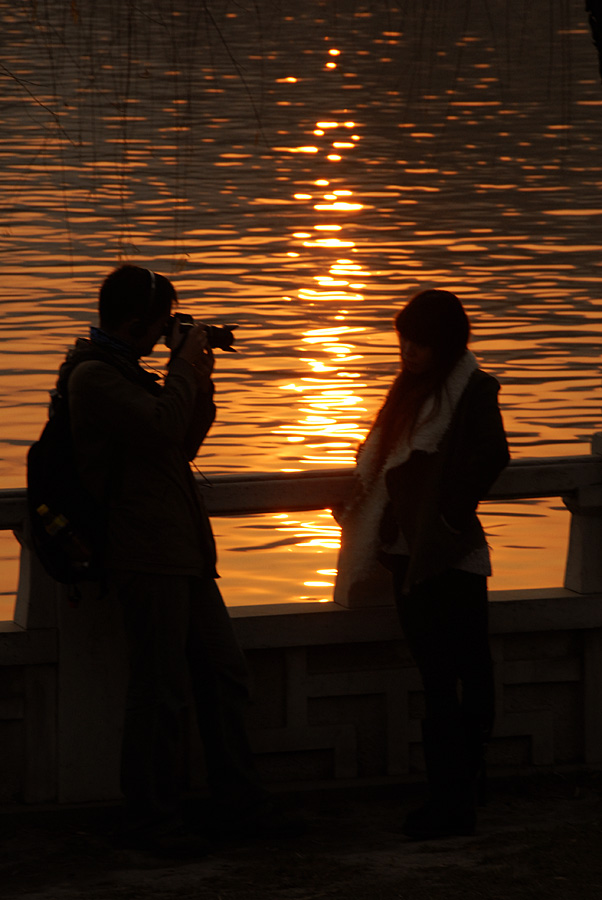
[26,386,106,586]
[27,341,163,588]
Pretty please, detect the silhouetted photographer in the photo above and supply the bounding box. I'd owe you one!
[60,264,287,855]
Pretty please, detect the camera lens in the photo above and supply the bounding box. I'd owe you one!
[205,324,236,352]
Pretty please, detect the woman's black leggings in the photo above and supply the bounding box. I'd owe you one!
[393,565,495,791]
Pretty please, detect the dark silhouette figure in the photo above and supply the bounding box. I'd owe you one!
[335,289,509,839]
[60,264,285,855]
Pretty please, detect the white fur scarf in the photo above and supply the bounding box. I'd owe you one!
[335,351,478,597]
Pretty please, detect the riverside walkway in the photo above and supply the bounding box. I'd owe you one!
[1,772,601,900]
[2,447,602,900]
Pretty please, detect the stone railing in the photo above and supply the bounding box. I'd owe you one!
[1,439,602,804]
[3,442,602,618]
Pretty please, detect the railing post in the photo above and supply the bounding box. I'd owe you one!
[564,433,602,593]
[12,527,58,630]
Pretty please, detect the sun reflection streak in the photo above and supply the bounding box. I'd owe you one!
[275,321,370,468]
[272,512,341,551]
[274,99,371,472]
[269,89,372,597]
[302,238,356,248]
[314,201,363,211]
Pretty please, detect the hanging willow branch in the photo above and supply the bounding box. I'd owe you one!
[586,0,602,81]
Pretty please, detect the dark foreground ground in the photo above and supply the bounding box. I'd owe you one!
[1,772,601,900]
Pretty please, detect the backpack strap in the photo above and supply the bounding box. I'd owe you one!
[55,340,162,408]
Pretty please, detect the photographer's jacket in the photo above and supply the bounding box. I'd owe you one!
[64,337,217,577]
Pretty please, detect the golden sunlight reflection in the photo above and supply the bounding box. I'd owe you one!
[266,78,582,605]
[303,237,356,248]
[273,512,340,550]
[276,112,371,481]
[282,145,319,154]
[0,533,20,622]
[214,513,341,606]
[275,325,368,469]
[3,7,602,618]
[314,201,363,211]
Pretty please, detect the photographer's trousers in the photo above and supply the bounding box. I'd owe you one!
[116,572,264,831]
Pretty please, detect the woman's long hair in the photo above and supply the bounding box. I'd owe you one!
[370,290,470,468]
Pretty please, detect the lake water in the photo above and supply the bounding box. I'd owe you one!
[2,0,602,619]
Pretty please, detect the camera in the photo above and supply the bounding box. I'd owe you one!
[164,312,237,352]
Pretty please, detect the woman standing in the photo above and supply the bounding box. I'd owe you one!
[335,289,509,839]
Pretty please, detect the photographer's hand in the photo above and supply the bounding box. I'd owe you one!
[178,324,215,386]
